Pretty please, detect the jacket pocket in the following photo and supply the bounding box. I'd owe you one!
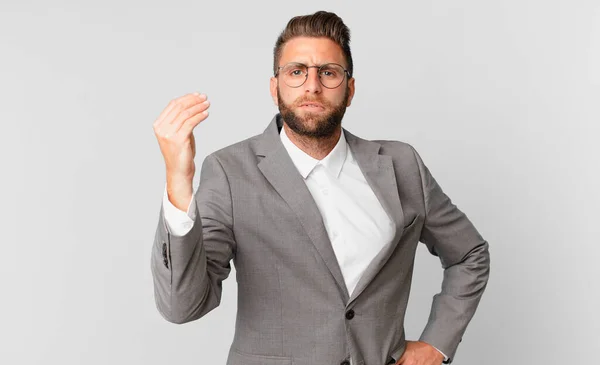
[228,348,292,365]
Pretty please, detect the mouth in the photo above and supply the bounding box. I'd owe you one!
[299,102,325,110]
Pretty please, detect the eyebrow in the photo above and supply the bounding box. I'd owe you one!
[286,62,338,67]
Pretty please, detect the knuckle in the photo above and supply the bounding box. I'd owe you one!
[171,98,183,109]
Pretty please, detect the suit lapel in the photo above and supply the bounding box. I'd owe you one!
[254,115,406,306]
[255,115,350,302]
[344,130,406,305]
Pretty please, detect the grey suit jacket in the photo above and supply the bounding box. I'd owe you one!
[151,114,490,365]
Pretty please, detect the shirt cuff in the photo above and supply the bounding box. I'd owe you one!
[432,345,448,361]
[162,183,197,236]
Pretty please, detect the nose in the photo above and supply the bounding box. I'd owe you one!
[303,67,322,94]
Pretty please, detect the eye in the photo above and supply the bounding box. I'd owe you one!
[284,67,306,77]
[320,67,339,78]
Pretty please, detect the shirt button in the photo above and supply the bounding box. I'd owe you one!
[322,188,329,195]
[345,309,355,320]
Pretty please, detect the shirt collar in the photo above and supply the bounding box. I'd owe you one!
[279,125,348,179]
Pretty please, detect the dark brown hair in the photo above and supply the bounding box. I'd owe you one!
[273,11,353,77]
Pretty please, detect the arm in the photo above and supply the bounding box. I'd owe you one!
[151,153,236,324]
[411,146,491,364]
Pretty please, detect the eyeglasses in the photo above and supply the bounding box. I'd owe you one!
[275,62,351,89]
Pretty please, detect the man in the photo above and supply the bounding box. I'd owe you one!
[151,11,490,365]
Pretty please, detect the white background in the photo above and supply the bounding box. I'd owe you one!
[1,1,598,364]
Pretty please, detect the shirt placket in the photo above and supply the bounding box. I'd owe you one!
[313,165,357,365]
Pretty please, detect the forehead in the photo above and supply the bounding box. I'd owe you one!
[279,36,346,67]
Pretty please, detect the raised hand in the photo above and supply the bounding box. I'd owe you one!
[153,92,210,211]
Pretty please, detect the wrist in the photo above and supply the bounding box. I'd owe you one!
[166,175,193,212]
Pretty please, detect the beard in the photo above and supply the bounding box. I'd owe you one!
[277,85,350,139]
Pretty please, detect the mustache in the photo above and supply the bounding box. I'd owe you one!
[294,97,331,107]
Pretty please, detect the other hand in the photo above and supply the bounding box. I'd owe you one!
[395,340,444,365]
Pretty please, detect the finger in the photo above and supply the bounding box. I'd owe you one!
[177,108,209,138]
[163,93,207,127]
[154,92,206,128]
[160,100,209,140]
[154,94,205,139]
[153,99,177,128]
[171,99,210,132]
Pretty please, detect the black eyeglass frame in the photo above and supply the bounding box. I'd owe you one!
[274,62,352,89]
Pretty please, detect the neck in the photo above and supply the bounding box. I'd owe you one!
[282,124,341,160]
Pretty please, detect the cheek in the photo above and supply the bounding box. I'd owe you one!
[327,90,347,105]
[278,88,301,104]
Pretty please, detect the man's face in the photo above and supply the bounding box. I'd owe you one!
[270,37,355,138]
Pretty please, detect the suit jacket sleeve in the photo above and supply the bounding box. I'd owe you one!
[411,146,491,364]
[151,153,236,324]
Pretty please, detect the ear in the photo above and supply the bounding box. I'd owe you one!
[270,76,279,106]
[346,77,356,107]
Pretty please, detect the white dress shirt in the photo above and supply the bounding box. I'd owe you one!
[161,126,448,362]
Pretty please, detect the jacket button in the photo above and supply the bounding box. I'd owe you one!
[340,361,350,365]
[345,309,355,320]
